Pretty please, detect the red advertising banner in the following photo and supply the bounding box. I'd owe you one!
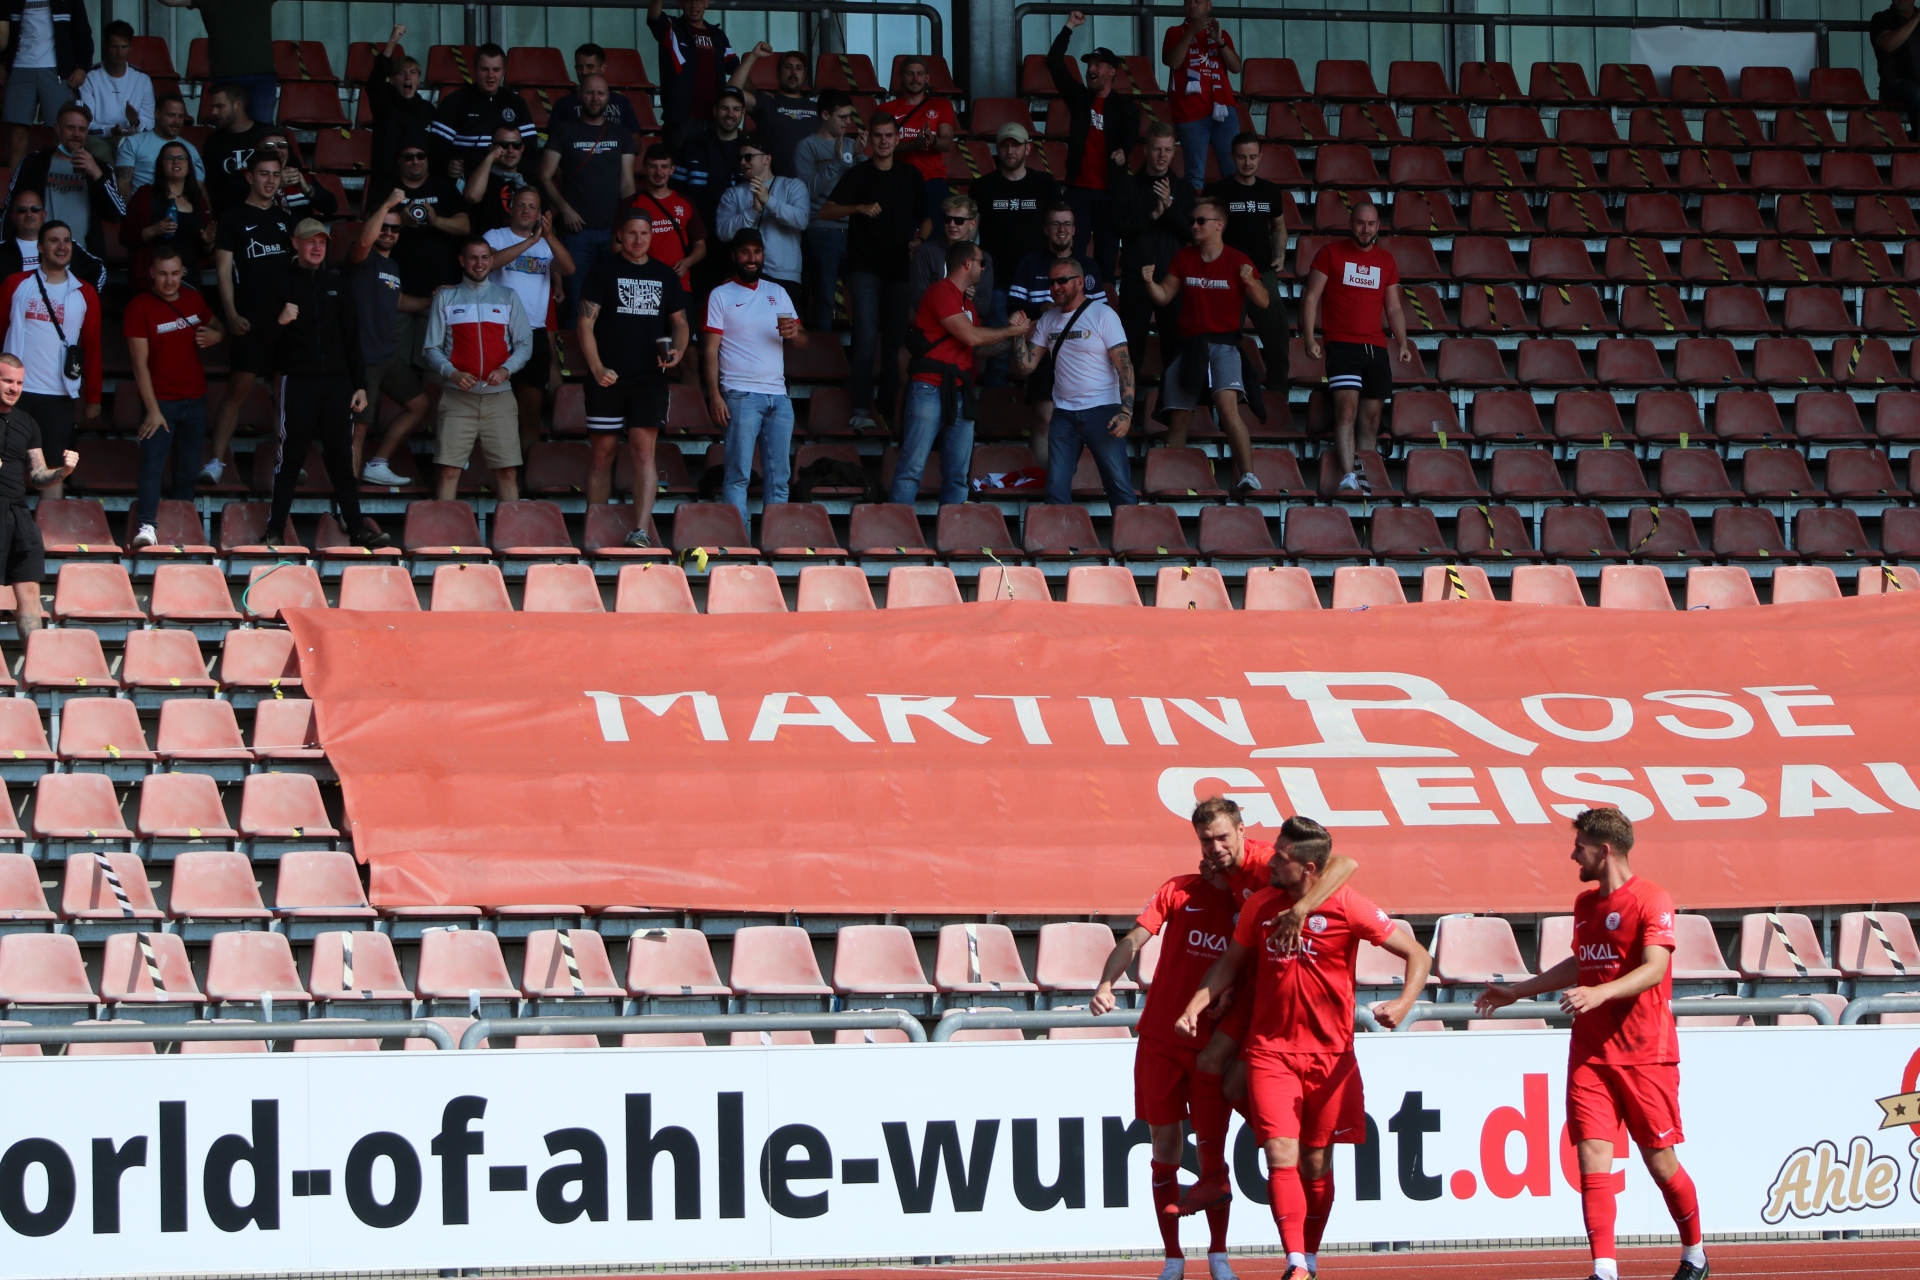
[287,595,1920,915]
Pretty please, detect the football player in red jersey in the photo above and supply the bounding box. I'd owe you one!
[1175,825,1429,1280]
[1477,808,1705,1280]
[1091,800,1357,1280]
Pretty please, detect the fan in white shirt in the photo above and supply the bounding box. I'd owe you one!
[80,23,155,142]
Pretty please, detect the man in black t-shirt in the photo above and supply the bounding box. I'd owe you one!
[733,43,819,177]
[205,151,294,483]
[819,112,929,429]
[577,208,689,540]
[1873,0,1920,136]
[462,124,535,235]
[1205,132,1291,390]
[540,77,638,326]
[200,83,275,215]
[0,353,73,637]
[971,124,1060,290]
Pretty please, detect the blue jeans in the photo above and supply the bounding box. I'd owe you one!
[891,381,972,505]
[562,227,613,327]
[847,271,909,420]
[721,390,793,528]
[137,397,208,525]
[1045,404,1135,507]
[1176,115,1239,190]
[802,224,846,333]
[225,73,279,132]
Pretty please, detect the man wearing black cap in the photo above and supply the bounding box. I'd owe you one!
[1048,11,1141,285]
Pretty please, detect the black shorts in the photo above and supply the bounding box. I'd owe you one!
[0,503,44,586]
[230,311,279,377]
[511,327,552,391]
[1324,341,1393,400]
[584,377,670,432]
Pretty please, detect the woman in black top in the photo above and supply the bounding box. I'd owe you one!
[122,141,215,283]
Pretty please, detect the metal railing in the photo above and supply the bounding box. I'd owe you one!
[461,0,946,69]
[462,1010,928,1049]
[0,1019,456,1050]
[1013,4,1874,79]
[1392,995,1840,1030]
[1840,994,1920,1024]
[930,1008,1140,1040]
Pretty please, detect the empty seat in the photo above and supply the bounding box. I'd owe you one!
[1432,916,1532,984]
[1510,564,1586,606]
[975,565,1052,602]
[430,563,512,611]
[0,700,52,768]
[1331,565,1407,607]
[1771,565,1843,601]
[238,772,339,842]
[796,565,875,611]
[1792,509,1876,561]
[154,699,249,767]
[60,852,161,924]
[403,501,490,560]
[1455,505,1543,561]
[35,499,121,556]
[305,931,413,1005]
[169,850,271,927]
[1834,912,1920,980]
[1712,508,1799,562]
[1243,566,1323,611]
[0,854,50,925]
[521,929,623,1001]
[414,928,519,1003]
[98,931,201,1008]
[135,771,239,844]
[202,930,307,1005]
[848,504,936,560]
[52,562,144,626]
[1573,451,1657,501]
[728,926,833,997]
[121,629,217,700]
[1702,287,1774,334]
[1686,565,1760,608]
[522,564,605,612]
[1369,507,1451,562]
[1659,450,1741,501]
[217,632,302,706]
[614,564,696,613]
[148,564,242,626]
[336,565,420,611]
[762,503,848,558]
[0,933,96,1011]
[623,928,730,1001]
[1064,565,1142,605]
[57,697,156,768]
[705,565,787,613]
[1285,508,1364,561]
[1437,338,1515,387]
[32,773,133,842]
[833,925,936,999]
[1737,912,1841,982]
[1594,339,1669,388]
[1674,338,1752,388]
[1109,506,1195,561]
[1552,392,1626,445]
[886,566,963,608]
[1598,564,1676,610]
[1825,449,1910,500]
[1421,563,1494,600]
[1741,449,1824,501]
[1490,450,1573,501]
[1625,506,1711,563]
[1034,923,1134,997]
[273,851,376,925]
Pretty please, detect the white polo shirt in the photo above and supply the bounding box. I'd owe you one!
[1030,299,1128,410]
[704,277,795,397]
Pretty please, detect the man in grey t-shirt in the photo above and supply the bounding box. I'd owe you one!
[792,88,861,333]
[733,42,819,177]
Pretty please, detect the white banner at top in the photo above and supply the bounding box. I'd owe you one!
[0,1028,1916,1277]
[1627,29,1819,95]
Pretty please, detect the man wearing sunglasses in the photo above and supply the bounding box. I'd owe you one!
[716,138,806,298]
[1010,257,1134,508]
[1009,201,1106,465]
[463,125,533,234]
[908,194,993,315]
[0,186,104,289]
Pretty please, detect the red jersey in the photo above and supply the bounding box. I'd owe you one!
[1171,243,1255,337]
[887,95,958,183]
[1234,884,1394,1056]
[1074,94,1110,190]
[1163,23,1239,124]
[1569,876,1680,1067]
[1223,836,1276,904]
[1308,240,1400,346]
[911,278,974,383]
[627,190,706,269]
[1135,873,1239,1046]
[122,288,211,402]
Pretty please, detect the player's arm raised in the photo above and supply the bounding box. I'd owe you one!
[1369,927,1432,1030]
[1174,940,1250,1038]
[1475,955,1579,1016]
[1091,925,1153,1016]
[1268,852,1360,949]
[1562,944,1669,1016]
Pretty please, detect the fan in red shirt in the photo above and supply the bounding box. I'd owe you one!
[1178,825,1430,1280]
[628,145,709,283]
[1141,195,1267,494]
[1161,0,1244,192]
[1479,809,1706,1280]
[885,58,959,217]
[1091,800,1358,1280]
[1297,201,1412,497]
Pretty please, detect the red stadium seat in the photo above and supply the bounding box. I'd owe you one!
[1860,563,1920,593]
[1403,448,1488,501]
[1315,60,1383,101]
[1712,507,1800,562]
[120,629,217,700]
[1741,448,1825,501]
[1510,564,1586,605]
[521,929,623,1004]
[1470,392,1551,444]
[1862,287,1920,334]
[1795,391,1877,442]
[1701,107,1765,148]
[848,504,936,561]
[277,82,347,129]
[1340,105,1406,145]
[36,498,120,556]
[1669,338,1749,388]
[430,563,513,612]
[521,564,604,613]
[1629,392,1707,446]
[1670,64,1732,104]
[1516,339,1589,388]
[99,932,199,1010]
[1775,193,1844,238]
[1284,508,1365,561]
[241,563,325,623]
[52,562,142,627]
[832,924,936,1002]
[1024,505,1106,560]
[1034,922,1135,1000]
[1459,147,1526,189]
[1238,566,1319,611]
[272,851,376,928]
[611,564,695,614]
[238,772,339,843]
[1064,566,1142,606]
[170,850,272,931]
[1490,449,1573,502]
[33,773,131,843]
[413,929,519,1010]
[1701,287,1773,334]
[1781,288,1855,335]
[1736,912,1840,981]
[934,504,1019,561]
[61,851,159,925]
[0,700,51,769]
[795,565,876,612]
[625,928,729,1001]
[1368,509,1451,563]
[1429,918,1531,985]
[1538,146,1606,193]
[729,925,833,1001]
[154,699,250,769]
[1419,564,1496,600]
[1679,239,1754,284]
[1194,508,1278,562]
[1482,105,1547,145]
[58,697,155,769]
[1459,61,1524,104]
[1774,107,1839,150]
[1756,239,1829,285]
[489,500,578,561]
[1540,507,1625,561]
[1531,240,1604,284]
[1792,509,1875,562]
[1811,67,1871,106]
[1739,66,1803,106]
[1622,193,1688,237]
[1751,339,1831,389]
[1625,505,1711,563]
[705,565,787,614]
[1549,391,1626,445]
[1688,565,1762,606]
[1241,58,1310,100]
[1530,62,1596,103]
[1825,449,1910,500]
[1659,448,1743,500]
[1848,109,1916,151]
[1574,450,1657,500]
[1597,564,1675,610]
[203,930,306,1006]
[402,500,489,561]
[761,504,848,560]
[974,566,1051,602]
[217,629,302,703]
[1109,507,1195,562]
[1677,149,1747,192]
[1437,338,1516,386]
[1835,912,1920,979]
[252,698,324,765]
[1313,144,1380,187]
[1150,565,1228,610]
[885,566,962,609]
[1608,148,1674,191]
[0,933,97,1012]
[1387,60,1454,102]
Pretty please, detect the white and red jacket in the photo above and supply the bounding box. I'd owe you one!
[421,277,532,393]
[0,268,102,404]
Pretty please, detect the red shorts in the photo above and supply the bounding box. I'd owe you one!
[1567,1060,1685,1149]
[1212,983,1254,1046]
[1244,1048,1367,1147]
[1134,1036,1204,1126]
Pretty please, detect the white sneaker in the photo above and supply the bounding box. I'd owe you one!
[1207,1254,1238,1280]
[199,457,224,484]
[361,458,406,487]
[1156,1260,1185,1280]
[849,410,877,431]
[131,523,157,549]
[1236,471,1260,494]
[1337,470,1360,492]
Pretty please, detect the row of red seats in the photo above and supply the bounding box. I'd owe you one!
[1,770,331,851]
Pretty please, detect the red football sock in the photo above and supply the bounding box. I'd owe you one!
[1206,1200,1230,1253]
[1302,1172,1335,1254]
[1191,1073,1232,1178]
[1267,1166,1306,1256]
[1581,1172,1618,1263]
[1655,1164,1703,1246]
[1151,1161,1183,1259]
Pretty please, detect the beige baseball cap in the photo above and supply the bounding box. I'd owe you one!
[995,122,1031,145]
[292,218,331,240]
